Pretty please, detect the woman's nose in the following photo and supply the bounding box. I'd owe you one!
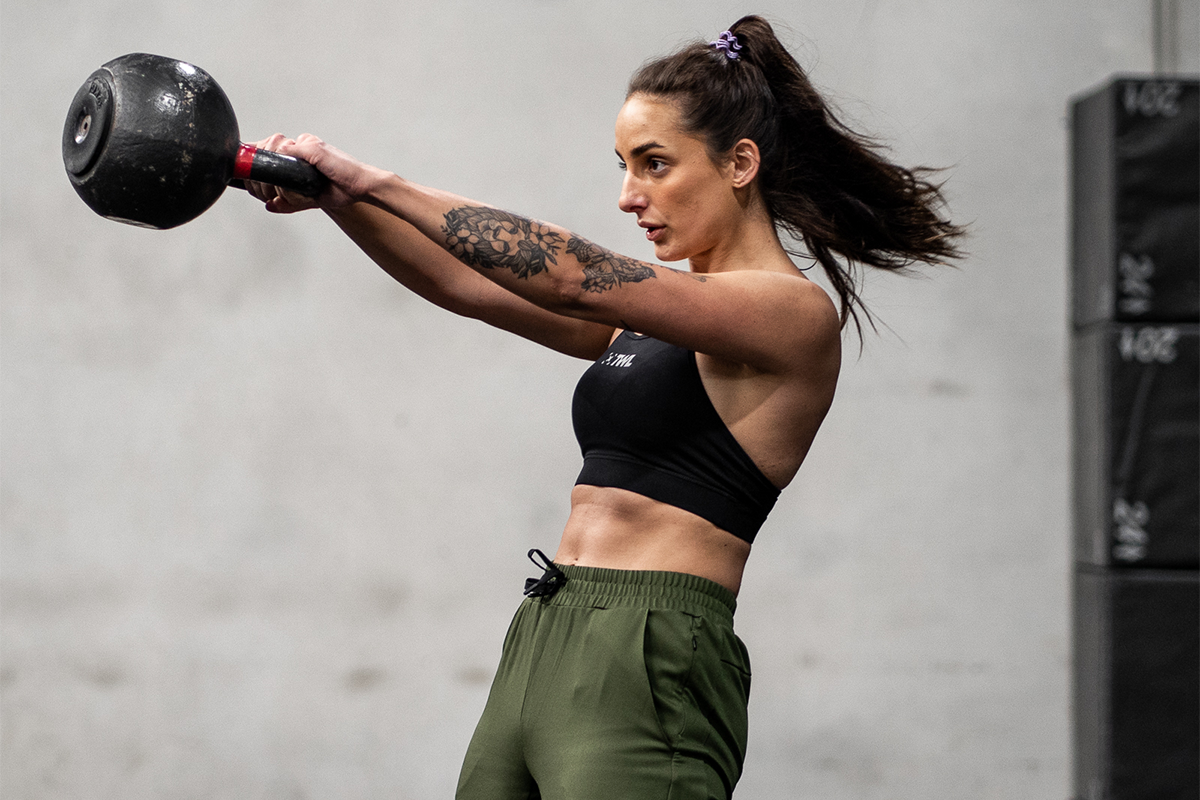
[618,175,646,214]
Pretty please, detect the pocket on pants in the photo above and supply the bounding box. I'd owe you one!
[642,608,701,745]
[643,608,750,797]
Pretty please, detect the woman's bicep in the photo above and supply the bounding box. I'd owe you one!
[566,261,840,373]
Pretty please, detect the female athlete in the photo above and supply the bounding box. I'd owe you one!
[247,14,963,799]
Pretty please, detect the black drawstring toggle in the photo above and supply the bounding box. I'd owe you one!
[523,548,567,598]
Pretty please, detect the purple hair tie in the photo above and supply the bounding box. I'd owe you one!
[709,30,742,60]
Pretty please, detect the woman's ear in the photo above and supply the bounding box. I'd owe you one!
[729,139,761,188]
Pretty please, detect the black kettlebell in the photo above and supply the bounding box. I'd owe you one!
[63,53,326,229]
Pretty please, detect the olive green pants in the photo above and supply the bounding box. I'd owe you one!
[456,564,751,800]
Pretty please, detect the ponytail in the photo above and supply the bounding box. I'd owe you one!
[628,15,965,337]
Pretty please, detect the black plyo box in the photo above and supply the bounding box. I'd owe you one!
[1071,77,1199,326]
[1073,323,1199,568]
[1073,567,1199,800]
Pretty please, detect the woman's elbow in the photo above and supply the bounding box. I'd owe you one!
[544,273,591,317]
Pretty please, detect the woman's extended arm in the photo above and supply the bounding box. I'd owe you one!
[246,135,615,361]
[326,203,616,360]
[256,135,839,375]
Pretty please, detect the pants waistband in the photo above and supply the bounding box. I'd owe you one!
[541,563,737,618]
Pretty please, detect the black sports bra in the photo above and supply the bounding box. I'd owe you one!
[571,332,780,543]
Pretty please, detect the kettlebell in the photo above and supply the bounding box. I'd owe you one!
[63,53,326,229]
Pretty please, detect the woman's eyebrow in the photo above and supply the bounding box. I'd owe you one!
[615,141,667,160]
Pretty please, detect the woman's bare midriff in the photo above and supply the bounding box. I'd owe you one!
[554,484,753,595]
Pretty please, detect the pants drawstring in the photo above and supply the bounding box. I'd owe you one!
[523,549,567,598]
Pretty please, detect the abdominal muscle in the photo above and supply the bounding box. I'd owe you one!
[554,484,753,595]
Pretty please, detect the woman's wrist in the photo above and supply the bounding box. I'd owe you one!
[359,168,409,210]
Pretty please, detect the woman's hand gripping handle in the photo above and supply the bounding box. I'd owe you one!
[242,133,391,214]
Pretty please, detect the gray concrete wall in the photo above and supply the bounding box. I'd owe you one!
[1,1,1192,798]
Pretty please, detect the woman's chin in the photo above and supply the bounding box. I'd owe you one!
[651,242,684,263]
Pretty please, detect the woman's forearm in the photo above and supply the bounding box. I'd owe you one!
[362,172,645,319]
[323,198,617,360]
[326,201,484,317]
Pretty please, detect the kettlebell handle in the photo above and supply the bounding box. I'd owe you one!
[229,144,328,197]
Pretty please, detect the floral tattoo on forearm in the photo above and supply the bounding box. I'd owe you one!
[441,206,657,293]
[566,236,656,293]
[442,206,564,279]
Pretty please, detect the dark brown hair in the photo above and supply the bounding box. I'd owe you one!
[628,15,965,336]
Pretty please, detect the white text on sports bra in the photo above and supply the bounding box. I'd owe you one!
[599,352,636,368]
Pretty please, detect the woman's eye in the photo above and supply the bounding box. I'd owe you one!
[617,161,628,171]
[648,159,667,173]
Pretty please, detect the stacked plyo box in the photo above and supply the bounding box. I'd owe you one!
[1070,76,1199,800]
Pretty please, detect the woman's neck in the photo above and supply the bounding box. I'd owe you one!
[689,212,795,276]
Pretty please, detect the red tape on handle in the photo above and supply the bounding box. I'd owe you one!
[233,143,257,180]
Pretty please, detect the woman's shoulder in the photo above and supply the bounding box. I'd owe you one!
[713,266,840,332]
[693,265,842,374]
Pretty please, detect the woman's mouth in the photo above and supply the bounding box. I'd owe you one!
[643,225,664,242]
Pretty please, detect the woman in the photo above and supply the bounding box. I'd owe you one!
[247,15,963,799]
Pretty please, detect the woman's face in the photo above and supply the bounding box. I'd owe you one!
[614,93,742,266]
